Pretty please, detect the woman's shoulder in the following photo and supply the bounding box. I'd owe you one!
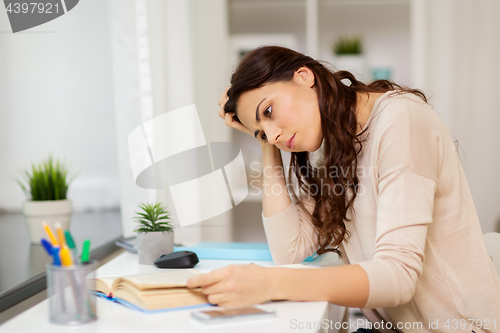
[369,90,445,137]
[374,91,432,119]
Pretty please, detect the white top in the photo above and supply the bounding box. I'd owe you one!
[262,91,500,333]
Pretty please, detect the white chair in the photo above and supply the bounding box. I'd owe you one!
[483,232,500,275]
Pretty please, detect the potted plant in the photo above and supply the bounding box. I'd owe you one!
[332,35,367,81]
[15,155,77,244]
[134,202,175,265]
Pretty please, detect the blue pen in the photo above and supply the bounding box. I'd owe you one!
[40,238,53,256]
[51,247,61,266]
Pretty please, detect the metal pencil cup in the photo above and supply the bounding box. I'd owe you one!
[46,260,98,325]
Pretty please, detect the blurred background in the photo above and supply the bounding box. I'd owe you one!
[1,0,499,245]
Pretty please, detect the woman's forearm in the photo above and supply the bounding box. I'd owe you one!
[261,144,292,217]
[268,264,370,308]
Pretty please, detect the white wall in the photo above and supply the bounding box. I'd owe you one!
[0,0,120,212]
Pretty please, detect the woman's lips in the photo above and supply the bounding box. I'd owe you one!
[287,134,296,149]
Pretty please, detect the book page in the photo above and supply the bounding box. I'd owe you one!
[94,277,117,296]
[113,269,203,291]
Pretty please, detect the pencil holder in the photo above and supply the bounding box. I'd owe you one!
[46,260,98,325]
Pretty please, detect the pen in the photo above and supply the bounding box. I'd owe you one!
[81,240,91,264]
[64,230,79,263]
[54,222,66,247]
[59,246,80,315]
[49,246,67,313]
[51,246,61,266]
[55,222,74,266]
[42,221,59,246]
[40,238,53,257]
[60,246,73,266]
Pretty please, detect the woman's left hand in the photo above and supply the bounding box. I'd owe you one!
[186,264,275,308]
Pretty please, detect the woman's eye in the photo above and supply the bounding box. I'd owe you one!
[263,105,272,118]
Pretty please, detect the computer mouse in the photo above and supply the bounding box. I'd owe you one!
[154,251,199,268]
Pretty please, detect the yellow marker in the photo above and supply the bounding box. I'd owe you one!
[42,221,59,246]
[59,246,73,266]
[54,222,66,247]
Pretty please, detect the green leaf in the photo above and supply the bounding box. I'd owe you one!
[133,201,175,233]
[333,35,363,55]
[13,155,76,201]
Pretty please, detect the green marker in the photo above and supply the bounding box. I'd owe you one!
[81,240,91,264]
[64,230,79,263]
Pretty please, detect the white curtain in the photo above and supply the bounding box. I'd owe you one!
[109,0,232,242]
[109,0,156,239]
[411,0,500,233]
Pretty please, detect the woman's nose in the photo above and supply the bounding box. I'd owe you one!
[266,127,283,145]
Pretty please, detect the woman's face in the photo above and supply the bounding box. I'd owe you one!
[236,66,323,152]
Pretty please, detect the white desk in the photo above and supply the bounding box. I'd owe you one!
[0,252,345,333]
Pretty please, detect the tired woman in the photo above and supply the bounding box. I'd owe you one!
[187,46,500,332]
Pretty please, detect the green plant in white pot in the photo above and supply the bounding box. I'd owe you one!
[134,202,174,265]
[332,35,367,81]
[15,155,77,244]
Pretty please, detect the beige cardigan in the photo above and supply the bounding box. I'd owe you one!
[262,91,500,333]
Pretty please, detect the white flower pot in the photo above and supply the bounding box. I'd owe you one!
[137,231,174,265]
[23,199,73,244]
[334,55,367,81]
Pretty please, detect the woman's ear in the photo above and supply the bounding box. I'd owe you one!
[293,66,315,88]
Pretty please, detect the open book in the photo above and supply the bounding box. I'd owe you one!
[93,269,210,312]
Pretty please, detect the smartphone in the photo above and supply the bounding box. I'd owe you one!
[191,306,276,324]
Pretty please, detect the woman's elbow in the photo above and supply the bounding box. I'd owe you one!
[364,259,421,308]
[397,281,417,305]
[270,245,314,265]
[270,251,306,265]
[370,279,416,308]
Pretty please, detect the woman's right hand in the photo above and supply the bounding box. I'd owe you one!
[218,87,253,137]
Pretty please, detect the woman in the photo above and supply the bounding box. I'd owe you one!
[187,46,500,332]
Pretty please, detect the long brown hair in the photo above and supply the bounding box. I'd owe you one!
[225,46,426,256]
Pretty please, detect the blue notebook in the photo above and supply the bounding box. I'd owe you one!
[174,242,317,262]
[94,292,213,314]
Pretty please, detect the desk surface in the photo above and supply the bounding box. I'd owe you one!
[0,252,345,333]
[0,210,123,311]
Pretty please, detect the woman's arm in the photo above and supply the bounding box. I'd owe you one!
[259,143,321,265]
[187,143,369,309]
[220,87,319,265]
[218,87,292,218]
[186,262,369,308]
[270,264,369,308]
[260,143,291,217]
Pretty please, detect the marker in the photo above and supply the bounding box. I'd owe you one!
[51,247,61,266]
[54,222,66,247]
[81,240,91,264]
[60,246,73,266]
[64,230,79,263]
[40,238,53,256]
[42,221,59,246]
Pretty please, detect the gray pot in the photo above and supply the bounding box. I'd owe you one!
[136,231,174,265]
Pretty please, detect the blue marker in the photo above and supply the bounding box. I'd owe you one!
[50,247,61,266]
[40,238,53,256]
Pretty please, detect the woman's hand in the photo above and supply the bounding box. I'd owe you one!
[218,87,253,136]
[186,264,275,308]
[218,87,275,151]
